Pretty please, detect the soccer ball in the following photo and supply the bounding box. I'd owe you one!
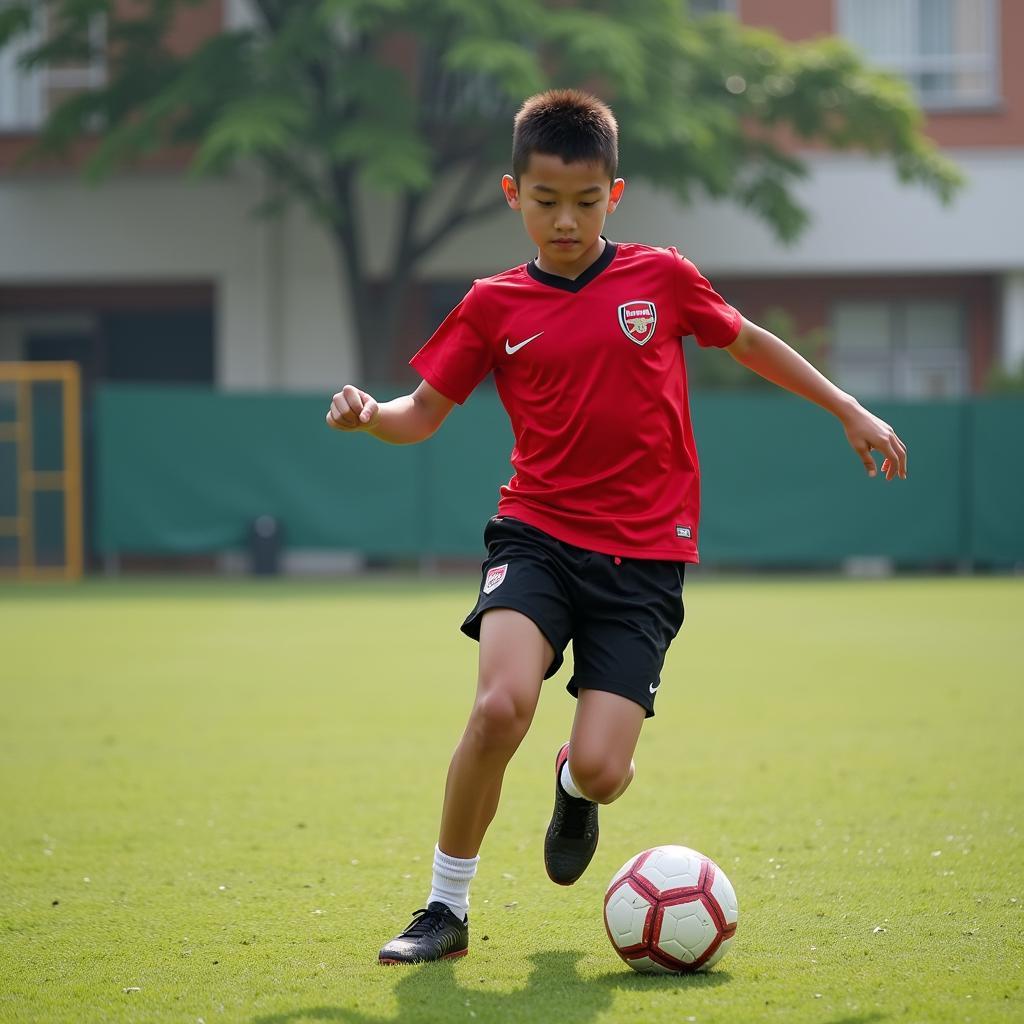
[603,845,739,973]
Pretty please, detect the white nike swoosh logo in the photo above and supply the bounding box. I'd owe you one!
[649,681,660,694]
[505,332,543,355]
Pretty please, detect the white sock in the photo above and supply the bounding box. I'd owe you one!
[560,760,585,800]
[427,845,479,920]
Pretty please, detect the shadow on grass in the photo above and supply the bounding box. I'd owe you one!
[253,949,731,1024]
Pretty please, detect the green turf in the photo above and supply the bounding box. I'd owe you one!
[1,576,1022,1024]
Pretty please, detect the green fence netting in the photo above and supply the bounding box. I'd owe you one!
[94,386,1024,565]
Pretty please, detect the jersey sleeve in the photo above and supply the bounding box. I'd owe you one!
[670,249,742,349]
[409,283,495,405]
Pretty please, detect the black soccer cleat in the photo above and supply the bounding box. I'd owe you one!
[378,902,469,965]
[544,742,599,886]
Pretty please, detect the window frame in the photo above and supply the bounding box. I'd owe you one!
[688,0,738,17]
[835,0,1001,112]
[830,297,969,399]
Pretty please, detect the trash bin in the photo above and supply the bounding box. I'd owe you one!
[248,515,283,575]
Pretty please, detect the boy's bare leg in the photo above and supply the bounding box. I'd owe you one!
[438,608,553,858]
[568,688,646,804]
[379,609,552,964]
[544,688,645,886]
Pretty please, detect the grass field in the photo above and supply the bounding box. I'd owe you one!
[1,575,1022,1024]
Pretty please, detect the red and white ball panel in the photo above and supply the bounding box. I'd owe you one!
[657,898,719,965]
[702,866,739,968]
[604,883,653,949]
[603,845,739,974]
[701,932,734,969]
[617,954,677,975]
[635,845,704,891]
[710,862,739,925]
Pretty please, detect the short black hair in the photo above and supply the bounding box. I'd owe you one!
[512,89,618,182]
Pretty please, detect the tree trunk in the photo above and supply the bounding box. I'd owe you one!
[331,225,424,388]
[368,190,425,387]
[328,163,372,384]
[328,165,507,388]
[332,227,373,383]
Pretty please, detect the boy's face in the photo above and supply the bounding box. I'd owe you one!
[502,154,625,277]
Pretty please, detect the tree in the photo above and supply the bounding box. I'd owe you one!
[687,308,827,391]
[0,0,962,373]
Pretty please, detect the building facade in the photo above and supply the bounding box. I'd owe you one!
[682,0,1024,399]
[1,0,1022,400]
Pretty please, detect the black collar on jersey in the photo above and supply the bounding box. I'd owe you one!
[526,238,618,293]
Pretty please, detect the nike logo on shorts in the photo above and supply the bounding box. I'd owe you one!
[505,332,543,355]
[649,681,660,694]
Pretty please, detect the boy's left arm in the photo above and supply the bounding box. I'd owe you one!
[726,317,908,481]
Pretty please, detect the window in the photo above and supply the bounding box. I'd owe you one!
[832,299,967,398]
[224,0,260,30]
[0,3,43,129]
[837,0,998,109]
[688,0,737,16]
[0,4,105,131]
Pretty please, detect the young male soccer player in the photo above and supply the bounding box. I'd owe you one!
[327,90,908,965]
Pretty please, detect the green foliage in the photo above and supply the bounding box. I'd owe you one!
[688,308,828,391]
[443,38,544,99]
[0,3,32,47]
[987,359,1024,394]
[6,0,961,235]
[2,0,965,356]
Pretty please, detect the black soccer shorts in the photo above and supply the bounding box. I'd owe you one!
[461,516,685,717]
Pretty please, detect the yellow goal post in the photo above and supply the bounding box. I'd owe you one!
[0,362,83,580]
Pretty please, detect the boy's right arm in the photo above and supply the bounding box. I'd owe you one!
[326,380,455,444]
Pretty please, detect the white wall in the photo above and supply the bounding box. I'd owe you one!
[0,171,357,390]
[608,149,1024,277]
[1,146,1022,389]
[397,149,1024,279]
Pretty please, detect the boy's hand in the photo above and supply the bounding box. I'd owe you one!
[841,402,908,480]
[326,385,380,431]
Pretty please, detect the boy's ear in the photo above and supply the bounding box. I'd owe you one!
[502,174,521,210]
[607,177,625,212]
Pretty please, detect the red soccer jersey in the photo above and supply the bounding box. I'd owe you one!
[409,240,742,561]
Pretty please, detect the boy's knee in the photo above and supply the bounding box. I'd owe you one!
[469,686,531,746]
[569,754,632,805]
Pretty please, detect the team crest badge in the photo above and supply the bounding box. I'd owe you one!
[617,300,657,345]
[483,563,508,595]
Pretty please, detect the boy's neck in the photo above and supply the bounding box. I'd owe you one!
[534,236,607,280]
